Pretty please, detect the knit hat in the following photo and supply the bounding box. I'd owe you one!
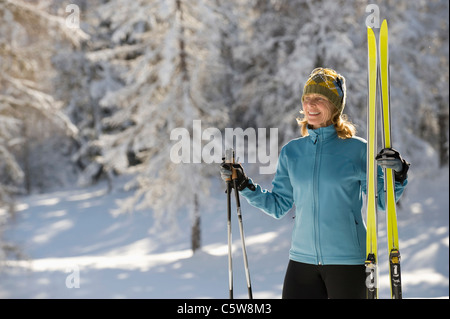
[302,68,346,114]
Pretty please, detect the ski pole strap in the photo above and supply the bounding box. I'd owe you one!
[224,149,235,182]
[225,149,239,182]
[231,166,238,181]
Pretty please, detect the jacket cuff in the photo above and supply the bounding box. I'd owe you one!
[394,159,410,185]
[239,178,256,192]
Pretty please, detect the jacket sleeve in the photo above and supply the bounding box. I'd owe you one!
[240,146,294,219]
[375,165,408,211]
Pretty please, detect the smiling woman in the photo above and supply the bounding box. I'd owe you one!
[302,94,334,129]
[297,68,356,139]
[220,66,410,299]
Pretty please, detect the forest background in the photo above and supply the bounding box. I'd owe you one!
[0,0,448,281]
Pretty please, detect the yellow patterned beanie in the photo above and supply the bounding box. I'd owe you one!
[302,68,346,114]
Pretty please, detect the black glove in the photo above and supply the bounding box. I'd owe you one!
[376,148,410,185]
[220,161,255,191]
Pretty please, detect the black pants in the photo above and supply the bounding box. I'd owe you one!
[282,260,366,299]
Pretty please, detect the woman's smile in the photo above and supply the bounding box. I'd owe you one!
[303,94,333,129]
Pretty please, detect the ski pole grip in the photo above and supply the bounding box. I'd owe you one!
[231,167,238,180]
[225,148,235,164]
[224,148,235,182]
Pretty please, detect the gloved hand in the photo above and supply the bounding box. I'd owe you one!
[376,148,410,184]
[220,160,255,191]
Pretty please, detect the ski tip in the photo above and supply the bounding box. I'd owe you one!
[367,27,376,46]
[381,19,388,30]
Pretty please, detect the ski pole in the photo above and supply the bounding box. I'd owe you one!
[226,148,253,299]
[232,176,253,299]
[225,149,234,299]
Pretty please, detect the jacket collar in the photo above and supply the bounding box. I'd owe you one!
[307,125,337,144]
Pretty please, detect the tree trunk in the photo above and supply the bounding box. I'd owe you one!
[437,96,449,167]
[21,117,31,194]
[191,193,201,253]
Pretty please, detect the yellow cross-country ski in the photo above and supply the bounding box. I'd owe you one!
[379,19,402,299]
[365,19,403,299]
[365,25,379,299]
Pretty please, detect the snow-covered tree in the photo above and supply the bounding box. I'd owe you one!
[2,0,448,259]
[91,0,229,252]
[383,0,449,168]
[229,0,366,152]
[234,0,448,171]
[0,0,89,260]
[0,0,89,195]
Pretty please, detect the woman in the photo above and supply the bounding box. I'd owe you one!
[220,68,409,299]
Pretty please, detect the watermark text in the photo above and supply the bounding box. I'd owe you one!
[170,120,278,175]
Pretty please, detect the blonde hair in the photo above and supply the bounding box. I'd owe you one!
[296,100,356,139]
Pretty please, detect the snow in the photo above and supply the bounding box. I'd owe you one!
[0,166,448,299]
[1,0,448,302]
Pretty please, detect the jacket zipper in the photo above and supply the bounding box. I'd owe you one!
[312,132,323,265]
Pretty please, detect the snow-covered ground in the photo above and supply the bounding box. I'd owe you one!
[0,166,448,299]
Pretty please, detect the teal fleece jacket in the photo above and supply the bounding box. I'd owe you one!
[240,125,407,265]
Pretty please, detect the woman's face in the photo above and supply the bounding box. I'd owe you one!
[302,94,333,129]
